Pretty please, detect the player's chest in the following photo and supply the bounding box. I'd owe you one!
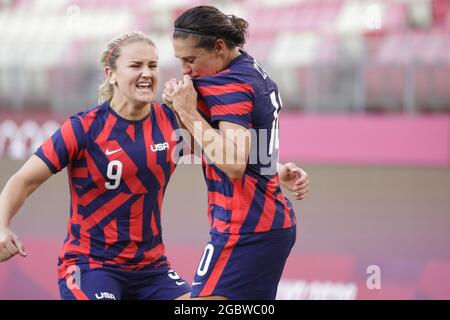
[86,125,177,182]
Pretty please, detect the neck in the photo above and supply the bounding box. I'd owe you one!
[226,48,241,66]
[110,97,150,121]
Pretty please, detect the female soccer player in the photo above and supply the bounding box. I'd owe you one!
[164,6,309,300]
[0,31,191,300]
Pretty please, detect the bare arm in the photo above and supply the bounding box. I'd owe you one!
[0,155,53,261]
[163,81,198,156]
[180,113,250,179]
[170,75,250,179]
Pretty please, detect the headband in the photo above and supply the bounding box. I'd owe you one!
[174,27,214,37]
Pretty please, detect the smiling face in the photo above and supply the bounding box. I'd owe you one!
[106,41,159,106]
[172,36,227,78]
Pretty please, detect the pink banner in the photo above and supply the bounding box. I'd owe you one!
[1,239,449,300]
[1,113,450,165]
[280,114,450,166]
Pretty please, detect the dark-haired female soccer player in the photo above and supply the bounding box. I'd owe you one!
[164,6,309,300]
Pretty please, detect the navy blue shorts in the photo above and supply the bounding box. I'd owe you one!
[191,225,296,300]
[59,264,191,300]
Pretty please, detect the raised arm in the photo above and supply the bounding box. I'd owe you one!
[169,75,250,179]
[163,79,198,157]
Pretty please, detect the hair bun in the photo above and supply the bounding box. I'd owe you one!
[228,15,248,47]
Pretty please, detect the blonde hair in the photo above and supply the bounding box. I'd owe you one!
[98,31,157,104]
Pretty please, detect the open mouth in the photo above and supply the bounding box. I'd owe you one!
[136,82,152,91]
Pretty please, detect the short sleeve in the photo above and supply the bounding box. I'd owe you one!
[34,116,86,173]
[193,74,254,129]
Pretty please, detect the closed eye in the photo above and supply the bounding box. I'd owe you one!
[184,57,196,64]
[130,63,157,69]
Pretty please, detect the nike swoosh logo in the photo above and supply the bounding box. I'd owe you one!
[105,148,122,156]
[176,281,187,286]
[192,281,202,286]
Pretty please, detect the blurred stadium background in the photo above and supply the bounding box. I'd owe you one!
[1,0,449,299]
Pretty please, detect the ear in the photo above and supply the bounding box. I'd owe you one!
[105,66,116,85]
[214,39,226,54]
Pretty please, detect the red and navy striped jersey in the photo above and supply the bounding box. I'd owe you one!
[34,101,182,278]
[193,50,296,235]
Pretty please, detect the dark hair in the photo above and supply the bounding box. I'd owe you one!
[173,5,248,50]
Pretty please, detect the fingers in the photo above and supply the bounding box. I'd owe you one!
[164,78,187,107]
[4,240,19,256]
[293,179,309,199]
[294,186,309,200]
[295,176,308,188]
[0,228,26,262]
[0,236,23,262]
[183,74,194,87]
[292,176,308,189]
[163,80,177,104]
[283,164,303,180]
[162,91,170,102]
[286,167,301,179]
[295,168,307,181]
[0,247,12,262]
[165,78,178,91]
[284,168,304,186]
[294,169,309,187]
[167,74,194,93]
[171,77,197,99]
[12,237,26,257]
[291,168,309,200]
[162,89,173,105]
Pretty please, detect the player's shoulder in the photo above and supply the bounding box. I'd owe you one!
[199,51,261,86]
[152,101,173,116]
[235,51,278,94]
[231,51,264,81]
[67,101,107,132]
[152,101,178,124]
[151,100,164,112]
[73,101,106,120]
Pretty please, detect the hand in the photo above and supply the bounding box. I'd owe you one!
[0,227,27,262]
[170,75,198,117]
[279,163,309,200]
[162,79,176,109]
